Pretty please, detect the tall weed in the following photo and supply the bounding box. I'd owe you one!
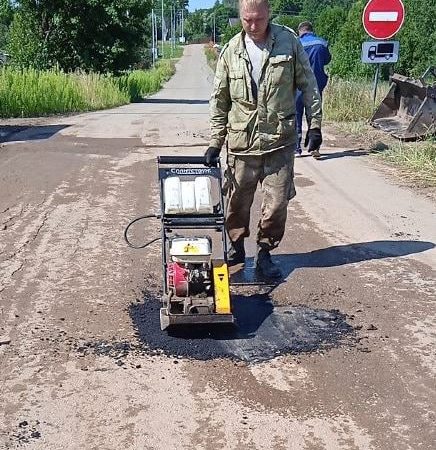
[0,67,127,117]
[324,77,388,122]
[380,138,436,184]
[0,54,178,117]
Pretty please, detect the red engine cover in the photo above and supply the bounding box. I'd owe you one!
[167,262,189,297]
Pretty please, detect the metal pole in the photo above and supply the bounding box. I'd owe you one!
[151,9,155,67]
[213,14,216,44]
[372,63,380,105]
[155,10,158,58]
[170,7,173,56]
[181,9,184,43]
[161,0,164,57]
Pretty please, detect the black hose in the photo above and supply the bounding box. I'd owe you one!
[124,214,161,249]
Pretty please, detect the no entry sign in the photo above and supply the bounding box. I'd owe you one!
[363,0,405,40]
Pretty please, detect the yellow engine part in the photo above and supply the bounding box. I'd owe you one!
[212,261,231,314]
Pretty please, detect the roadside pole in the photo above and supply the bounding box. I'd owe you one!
[372,63,380,104]
[161,0,164,58]
[151,9,155,67]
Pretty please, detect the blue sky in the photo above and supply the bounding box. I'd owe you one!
[188,0,217,12]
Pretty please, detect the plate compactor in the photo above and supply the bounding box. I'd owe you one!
[125,156,234,331]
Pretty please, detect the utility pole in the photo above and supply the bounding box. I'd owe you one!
[170,6,173,56]
[181,9,185,43]
[151,9,155,67]
[161,0,164,57]
[213,13,216,44]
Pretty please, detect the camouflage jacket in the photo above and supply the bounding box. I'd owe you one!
[209,24,322,156]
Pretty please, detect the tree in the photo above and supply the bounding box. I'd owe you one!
[184,9,207,41]
[221,22,242,44]
[270,0,302,17]
[0,0,13,50]
[273,15,306,32]
[204,3,238,42]
[329,0,373,79]
[315,5,347,46]
[8,0,152,73]
[395,0,436,77]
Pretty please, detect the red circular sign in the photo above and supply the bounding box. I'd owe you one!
[363,0,405,40]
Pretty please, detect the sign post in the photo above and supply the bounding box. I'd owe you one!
[362,0,405,103]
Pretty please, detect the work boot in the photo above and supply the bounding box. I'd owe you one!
[227,240,245,266]
[255,248,282,279]
[310,149,321,159]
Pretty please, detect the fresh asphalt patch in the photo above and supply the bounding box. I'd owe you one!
[128,292,355,362]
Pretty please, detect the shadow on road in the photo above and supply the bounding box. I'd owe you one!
[0,125,69,143]
[140,98,209,105]
[234,239,435,287]
[296,149,369,160]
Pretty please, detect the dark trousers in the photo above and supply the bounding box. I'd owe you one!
[296,89,324,150]
[225,147,296,251]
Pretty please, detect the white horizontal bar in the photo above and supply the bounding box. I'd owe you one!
[369,12,399,21]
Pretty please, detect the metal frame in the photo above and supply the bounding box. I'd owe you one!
[156,156,233,328]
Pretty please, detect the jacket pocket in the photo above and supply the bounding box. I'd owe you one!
[227,123,249,151]
[269,55,293,86]
[229,70,246,100]
[278,113,295,138]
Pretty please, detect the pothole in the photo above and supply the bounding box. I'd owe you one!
[129,292,355,362]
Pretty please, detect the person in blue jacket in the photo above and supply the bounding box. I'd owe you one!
[295,21,331,158]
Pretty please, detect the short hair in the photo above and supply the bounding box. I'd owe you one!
[239,0,270,13]
[298,21,313,33]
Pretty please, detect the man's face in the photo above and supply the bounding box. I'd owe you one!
[240,3,269,43]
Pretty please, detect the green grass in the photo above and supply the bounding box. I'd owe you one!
[117,60,176,102]
[379,138,436,185]
[324,77,388,122]
[0,67,128,117]
[159,42,184,59]
[0,57,178,118]
[204,45,218,71]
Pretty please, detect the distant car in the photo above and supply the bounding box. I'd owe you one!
[368,43,394,60]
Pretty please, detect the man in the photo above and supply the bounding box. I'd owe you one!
[204,0,322,279]
[295,21,331,158]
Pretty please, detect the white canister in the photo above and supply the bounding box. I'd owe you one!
[164,177,181,214]
[194,176,213,213]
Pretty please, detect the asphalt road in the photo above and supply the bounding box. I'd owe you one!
[1,44,435,450]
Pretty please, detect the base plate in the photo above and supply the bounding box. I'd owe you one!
[160,308,234,330]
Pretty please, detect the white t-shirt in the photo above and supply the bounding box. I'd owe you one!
[244,34,267,97]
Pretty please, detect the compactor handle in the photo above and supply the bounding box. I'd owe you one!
[158,156,209,165]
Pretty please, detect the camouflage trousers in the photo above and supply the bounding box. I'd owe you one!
[225,147,296,250]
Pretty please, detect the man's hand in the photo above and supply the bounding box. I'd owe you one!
[204,146,221,167]
[304,128,322,152]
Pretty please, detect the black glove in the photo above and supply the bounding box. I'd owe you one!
[304,128,322,152]
[204,146,221,167]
